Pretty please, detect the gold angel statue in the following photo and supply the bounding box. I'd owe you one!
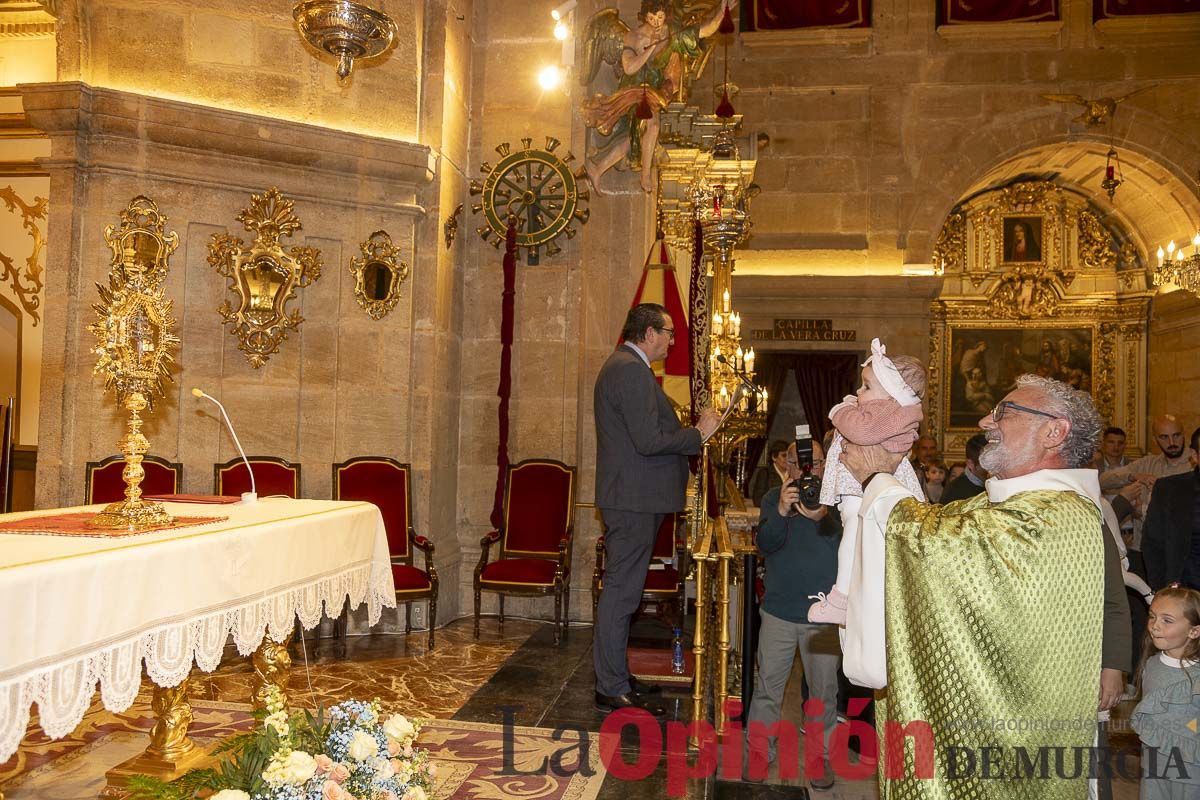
[580,0,736,195]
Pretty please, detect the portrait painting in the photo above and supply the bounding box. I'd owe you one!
[947,327,1093,430]
[1002,216,1043,263]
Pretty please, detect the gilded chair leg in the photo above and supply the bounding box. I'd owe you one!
[553,589,562,645]
[473,587,481,639]
[428,596,437,650]
[563,589,571,640]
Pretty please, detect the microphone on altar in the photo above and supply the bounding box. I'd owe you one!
[192,387,257,504]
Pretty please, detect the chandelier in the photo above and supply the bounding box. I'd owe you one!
[695,127,765,433]
[1155,233,1200,297]
[293,0,396,81]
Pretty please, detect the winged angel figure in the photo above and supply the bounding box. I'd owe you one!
[580,0,735,195]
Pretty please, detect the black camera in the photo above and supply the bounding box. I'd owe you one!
[793,424,823,511]
[795,472,823,510]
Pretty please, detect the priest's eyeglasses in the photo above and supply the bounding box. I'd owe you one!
[990,400,1059,423]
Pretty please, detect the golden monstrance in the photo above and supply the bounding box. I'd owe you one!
[86,196,180,530]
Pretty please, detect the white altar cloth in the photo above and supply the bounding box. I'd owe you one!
[0,498,397,762]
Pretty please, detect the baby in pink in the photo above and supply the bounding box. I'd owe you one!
[808,338,927,625]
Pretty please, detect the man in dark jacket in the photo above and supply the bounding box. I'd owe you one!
[593,303,719,715]
[940,433,989,504]
[1142,427,1200,591]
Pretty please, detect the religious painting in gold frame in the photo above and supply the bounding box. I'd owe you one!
[946,324,1095,430]
[1000,215,1044,264]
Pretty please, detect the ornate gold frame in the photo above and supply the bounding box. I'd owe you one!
[928,180,1150,456]
[349,230,408,320]
[207,188,322,369]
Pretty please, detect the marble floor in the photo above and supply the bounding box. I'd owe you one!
[3,615,1146,800]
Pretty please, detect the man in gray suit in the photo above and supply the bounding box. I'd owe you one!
[594,303,720,715]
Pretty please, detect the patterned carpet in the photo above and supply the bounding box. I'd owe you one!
[3,698,606,800]
[1,620,546,796]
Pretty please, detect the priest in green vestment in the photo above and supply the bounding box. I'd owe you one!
[841,374,1107,800]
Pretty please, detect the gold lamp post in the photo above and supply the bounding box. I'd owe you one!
[86,197,180,531]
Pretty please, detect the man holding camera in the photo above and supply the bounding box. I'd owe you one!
[746,438,841,790]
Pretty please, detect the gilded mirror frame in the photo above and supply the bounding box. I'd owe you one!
[350,230,409,320]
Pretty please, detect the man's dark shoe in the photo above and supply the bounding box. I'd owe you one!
[594,690,667,717]
[629,677,662,695]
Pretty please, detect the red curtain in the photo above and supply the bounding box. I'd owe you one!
[489,220,518,530]
[939,0,1058,24]
[793,353,860,446]
[748,0,871,30]
[1094,0,1199,18]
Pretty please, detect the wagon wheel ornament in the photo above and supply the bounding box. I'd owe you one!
[469,136,590,265]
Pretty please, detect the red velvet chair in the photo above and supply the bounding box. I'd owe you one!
[474,459,576,643]
[592,512,686,630]
[333,457,437,648]
[214,456,301,498]
[86,453,183,504]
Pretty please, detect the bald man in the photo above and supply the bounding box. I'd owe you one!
[1100,415,1197,558]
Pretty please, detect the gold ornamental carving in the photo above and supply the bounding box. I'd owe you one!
[208,188,322,369]
[86,196,179,531]
[349,230,409,320]
[147,679,196,761]
[931,210,966,275]
[251,633,294,711]
[988,268,1061,319]
[0,186,46,325]
[1078,209,1119,271]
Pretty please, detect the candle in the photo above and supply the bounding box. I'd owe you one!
[1158,246,1165,266]
[731,312,740,337]
[719,385,729,410]
[735,346,744,371]
[712,312,723,336]
[711,345,721,364]
[1193,232,1200,255]
[722,289,730,313]
[745,347,755,374]
[1105,165,1115,180]
[761,387,768,408]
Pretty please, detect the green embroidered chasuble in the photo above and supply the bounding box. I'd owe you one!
[879,489,1103,800]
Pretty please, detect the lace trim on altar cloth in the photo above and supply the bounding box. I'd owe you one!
[0,560,396,763]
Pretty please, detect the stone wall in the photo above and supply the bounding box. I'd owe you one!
[22,85,444,633]
[54,0,424,141]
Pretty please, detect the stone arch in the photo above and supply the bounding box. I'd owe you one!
[904,105,1200,266]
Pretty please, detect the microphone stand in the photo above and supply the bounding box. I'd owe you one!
[192,388,257,503]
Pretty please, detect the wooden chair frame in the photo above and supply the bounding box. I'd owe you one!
[213,456,301,498]
[85,453,183,504]
[591,513,687,631]
[333,457,438,648]
[474,458,576,644]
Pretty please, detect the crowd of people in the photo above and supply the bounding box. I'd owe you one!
[744,349,1199,799]
[595,306,1200,799]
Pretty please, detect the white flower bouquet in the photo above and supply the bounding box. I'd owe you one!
[126,687,435,800]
